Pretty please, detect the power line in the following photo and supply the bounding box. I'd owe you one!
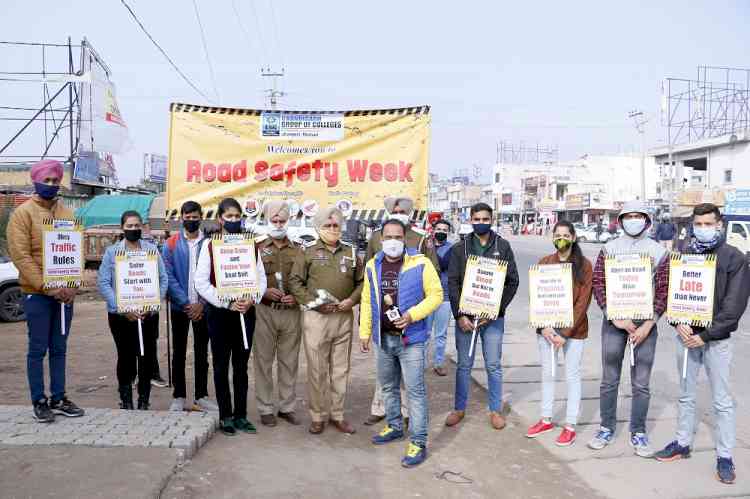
[248,0,270,67]
[231,0,258,61]
[118,0,212,102]
[191,0,221,103]
[267,0,285,69]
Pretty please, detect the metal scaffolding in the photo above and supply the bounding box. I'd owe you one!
[662,65,750,147]
[0,39,84,166]
[496,141,558,165]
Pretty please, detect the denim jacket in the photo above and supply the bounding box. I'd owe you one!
[97,239,169,313]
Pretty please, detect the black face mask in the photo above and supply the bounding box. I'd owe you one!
[183,219,201,233]
[434,232,448,242]
[123,229,142,242]
[223,220,243,234]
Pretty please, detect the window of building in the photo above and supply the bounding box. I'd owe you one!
[495,173,500,183]
[724,169,733,184]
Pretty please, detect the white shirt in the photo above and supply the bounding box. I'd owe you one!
[195,238,267,308]
[185,231,203,304]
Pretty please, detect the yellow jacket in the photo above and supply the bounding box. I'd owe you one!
[7,197,73,294]
[359,249,443,345]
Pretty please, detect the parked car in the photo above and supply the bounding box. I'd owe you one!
[0,257,24,322]
[576,225,613,243]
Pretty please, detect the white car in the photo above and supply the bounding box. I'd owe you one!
[575,225,613,244]
[0,257,24,322]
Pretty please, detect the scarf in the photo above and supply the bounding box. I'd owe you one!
[689,233,723,254]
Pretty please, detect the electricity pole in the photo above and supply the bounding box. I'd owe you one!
[261,66,285,110]
[628,109,649,201]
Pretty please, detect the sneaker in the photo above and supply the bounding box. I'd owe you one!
[401,442,427,468]
[220,418,237,436]
[654,440,691,462]
[194,397,219,412]
[717,457,736,484]
[150,376,168,388]
[555,427,576,447]
[630,432,654,458]
[32,399,55,423]
[50,397,85,417]
[169,398,186,412]
[372,425,405,445]
[587,427,614,450]
[233,417,257,434]
[526,419,554,438]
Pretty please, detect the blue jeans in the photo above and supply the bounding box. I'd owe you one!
[26,294,73,403]
[675,335,735,458]
[425,302,451,367]
[377,334,428,446]
[454,318,504,412]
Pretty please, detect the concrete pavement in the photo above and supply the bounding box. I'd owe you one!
[453,234,750,499]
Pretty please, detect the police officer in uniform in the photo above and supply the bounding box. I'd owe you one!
[289,206,364,435]
[254,200,304,427]
[364,196,439,426]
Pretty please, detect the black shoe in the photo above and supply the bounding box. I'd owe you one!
[50,397,85,417]
[32,399,55,423]
[220,418,237,436]
[654,440,691,462]
[137,397,150,411]
[119,385,134,410]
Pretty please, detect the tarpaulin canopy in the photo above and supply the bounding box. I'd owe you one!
[75,194,155,228]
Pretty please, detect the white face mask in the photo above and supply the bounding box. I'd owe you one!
[388,213,411,226]
[382,239,405,258]
[269,226,288,239]
[622,218,647,237]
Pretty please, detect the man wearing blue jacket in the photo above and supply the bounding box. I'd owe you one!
[162,201,218,413]
[359,219,443,468]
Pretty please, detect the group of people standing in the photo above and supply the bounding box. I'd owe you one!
[8,160,749,479]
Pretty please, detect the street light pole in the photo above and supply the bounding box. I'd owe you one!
[629,110,648,202]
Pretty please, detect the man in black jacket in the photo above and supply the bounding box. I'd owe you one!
[654,203,749,485]
[444,202,519,430]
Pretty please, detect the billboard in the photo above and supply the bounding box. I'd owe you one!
[144,153,167,183]
[166,104,431,215]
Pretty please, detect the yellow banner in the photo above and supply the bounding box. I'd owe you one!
[167,104,431,217]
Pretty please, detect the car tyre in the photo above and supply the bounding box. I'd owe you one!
[0,285,25,322]
[577,236,588,243]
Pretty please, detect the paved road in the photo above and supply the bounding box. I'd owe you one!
[461,235,750,499]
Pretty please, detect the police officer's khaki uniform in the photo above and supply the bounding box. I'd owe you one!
[289,240,363,423]
[254,237,303,416]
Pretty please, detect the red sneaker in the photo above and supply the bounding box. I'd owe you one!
[555,427,576,447]
[526,419,554,438]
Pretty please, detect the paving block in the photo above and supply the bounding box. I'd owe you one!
[171,435,198,459]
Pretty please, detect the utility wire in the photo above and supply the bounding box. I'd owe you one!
[231,0,258,60]
[118,0,212,102]
[267,0,285,69]
[191,0,221,103]
[248,0,270,68]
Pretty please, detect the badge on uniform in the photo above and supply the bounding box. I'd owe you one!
[262,248,274,257]
[341,255,354,273]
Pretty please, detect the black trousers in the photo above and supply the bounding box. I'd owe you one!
[108,313,158,400]
[207,304,255,420]
[171,308,209,400]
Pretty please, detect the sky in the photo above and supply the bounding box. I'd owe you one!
[1,0,749,186]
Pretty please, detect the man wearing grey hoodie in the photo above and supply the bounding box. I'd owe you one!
[588,200,670,457]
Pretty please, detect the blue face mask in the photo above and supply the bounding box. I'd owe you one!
[622,218,646,237]
[223,220,243,234]
[473,223,492,236]
[693,226,719,243]
[34,182,59,200]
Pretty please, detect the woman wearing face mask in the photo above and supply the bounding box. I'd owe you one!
[195,198,267,436]
[97,211,169,410]
[526,221,593,446]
